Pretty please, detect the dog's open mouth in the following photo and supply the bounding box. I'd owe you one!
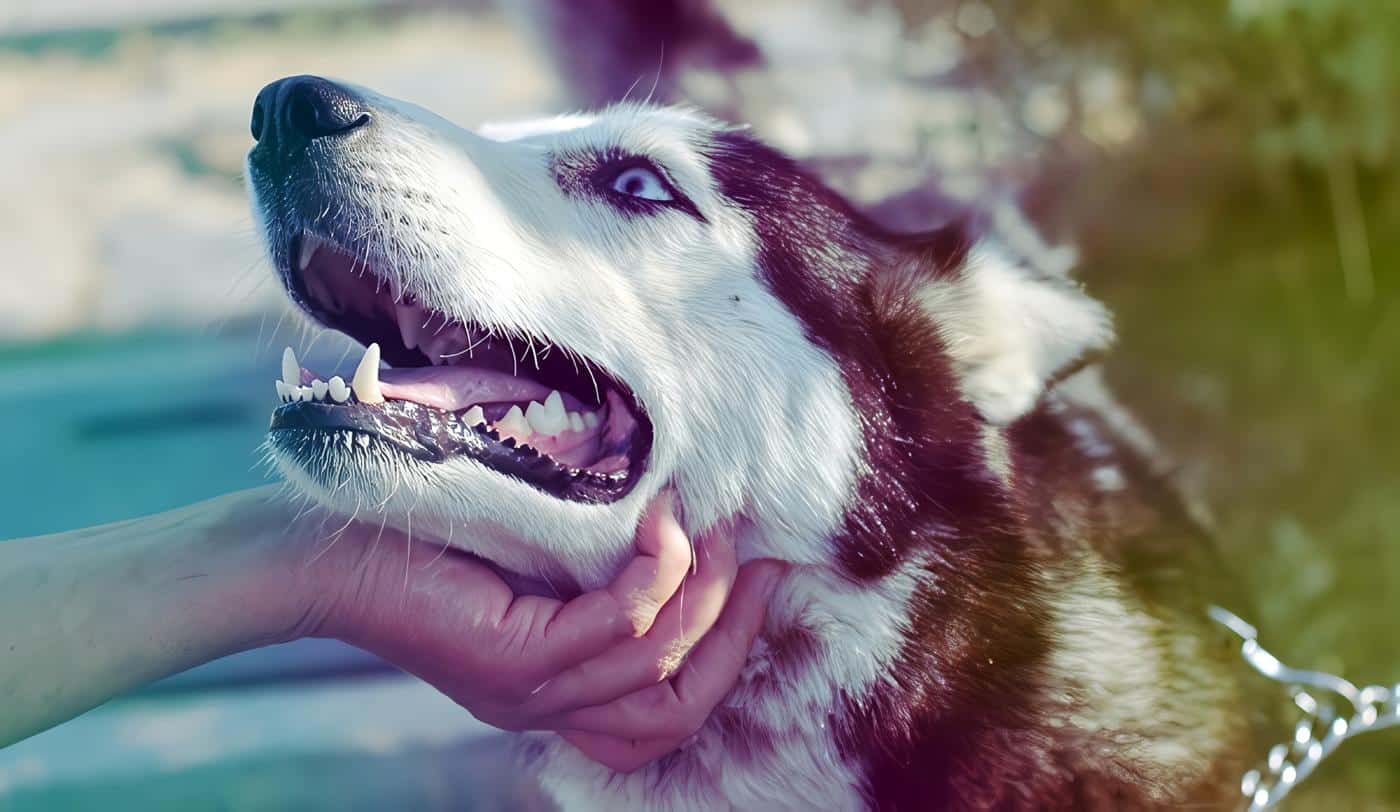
[268,231,653,503]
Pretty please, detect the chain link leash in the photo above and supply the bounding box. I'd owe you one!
[1209,606,1400,809]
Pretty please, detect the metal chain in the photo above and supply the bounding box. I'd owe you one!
[1209,606,1400,809]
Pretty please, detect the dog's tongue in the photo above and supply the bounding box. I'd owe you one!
[379,365,552,412]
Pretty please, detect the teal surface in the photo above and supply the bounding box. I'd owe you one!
[0,327,277,539]
[0,326,388,690]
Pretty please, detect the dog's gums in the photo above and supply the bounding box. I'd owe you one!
[267,230,652,503]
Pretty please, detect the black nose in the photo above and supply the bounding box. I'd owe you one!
[250,75,369,154]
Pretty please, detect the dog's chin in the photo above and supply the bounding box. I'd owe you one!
[269,438,650,592]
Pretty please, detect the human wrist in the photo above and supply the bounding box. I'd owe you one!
[172,485,329,650]
[211,487,412,648]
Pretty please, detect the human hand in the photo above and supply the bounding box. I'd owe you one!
[295,492,785,772]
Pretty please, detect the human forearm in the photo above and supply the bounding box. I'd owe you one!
[0,486,306,746]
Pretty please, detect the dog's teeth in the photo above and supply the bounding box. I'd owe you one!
[525,391,568,435]
[462,405,486,427]
[328,376,350,403]
[396,303,421,351]
[281,347,299,387]
[496,404,529,437]
[352,342,384,404]
[297,233,321,270]
[583,411,600,429]
[524,400,546,431]
[297,386,313,402]
[568,411,585,432]
[311,379,329,400]
[275,381,289,401]
[544,391,568,429]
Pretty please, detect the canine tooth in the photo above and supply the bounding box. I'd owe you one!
[311,379,329,400]
[396,303,422,351]
[496,404,529,437]
[568,411,585,432]
[281,347,299,387]
[298,234,319,270]
[462,405,486,426]
[328,376,350,403]
[351,342,384,404]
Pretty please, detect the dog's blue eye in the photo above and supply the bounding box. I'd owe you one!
[610,167,672,201]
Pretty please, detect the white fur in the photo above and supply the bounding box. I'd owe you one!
[248,87,1117,809]
[1043,557,1238,801]
[918,242,1113,425]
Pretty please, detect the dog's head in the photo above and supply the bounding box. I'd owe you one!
[246,76,1111,588]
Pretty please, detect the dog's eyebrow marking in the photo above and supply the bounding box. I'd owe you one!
[551,147,707,223]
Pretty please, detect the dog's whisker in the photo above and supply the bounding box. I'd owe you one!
[539,569,563,601]
[401,506,415,604]
[305,496,362,568]
[424,522,454,570]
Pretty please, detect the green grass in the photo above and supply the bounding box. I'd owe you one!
[1068,145,1400,805]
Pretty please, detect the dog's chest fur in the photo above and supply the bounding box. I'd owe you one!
[525,380,1254,811]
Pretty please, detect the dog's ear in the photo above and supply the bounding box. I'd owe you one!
[878,218,1114,425]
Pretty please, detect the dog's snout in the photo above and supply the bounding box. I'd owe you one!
[250,75,370,155]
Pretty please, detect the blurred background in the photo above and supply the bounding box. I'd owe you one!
[0,0,1395,808]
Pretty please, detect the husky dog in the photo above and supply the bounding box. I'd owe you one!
[246,75,1257,810]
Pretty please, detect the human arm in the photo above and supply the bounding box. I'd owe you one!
[0,485,780,769]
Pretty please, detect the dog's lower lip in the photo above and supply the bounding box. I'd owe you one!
[269,399,648,504]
